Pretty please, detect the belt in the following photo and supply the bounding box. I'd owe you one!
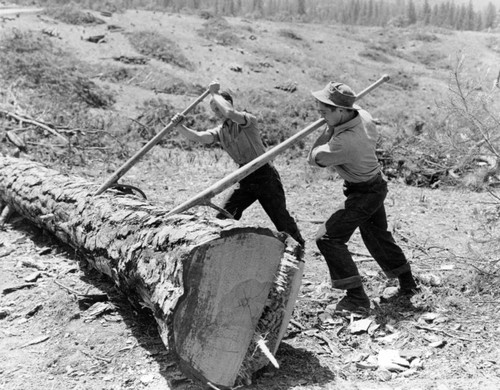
[345,171,382,187]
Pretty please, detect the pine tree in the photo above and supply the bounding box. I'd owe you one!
[483,2,497,29]
[297,0,306,16]
[465,0,475,30]
[422,0,431,25]
[407,0,417,25]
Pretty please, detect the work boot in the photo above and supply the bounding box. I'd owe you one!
[398,272,421,296]
[335,286,370,314]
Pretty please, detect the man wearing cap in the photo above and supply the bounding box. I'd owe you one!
[171,81,305,247]
[308,81,419,314]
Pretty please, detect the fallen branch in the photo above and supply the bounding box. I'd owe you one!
[2,283,36,294]
[81,349,113,364]
[313,332,341,357]
[18,335,50,349]
[54,279,108,302]
[414,324,482,342]
[0,110,69,144]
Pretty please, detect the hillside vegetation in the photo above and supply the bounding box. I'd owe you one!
[1,5,500,390]
[1,4,499,188]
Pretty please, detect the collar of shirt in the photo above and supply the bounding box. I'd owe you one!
[332,112,361,136]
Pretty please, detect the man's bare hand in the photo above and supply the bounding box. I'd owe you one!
[209,81,220,94]
[171,113,185,126]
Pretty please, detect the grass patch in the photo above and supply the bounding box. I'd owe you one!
[197,17,240,46]
[44,5,105,25]
[358,49,393,63]
[0,28,119,167]
[127,31,194,70]
[241,90,317,149]
[126,98,216,149]
[0,29,114,114]
[410,30,440,42]
[278,28,303,41]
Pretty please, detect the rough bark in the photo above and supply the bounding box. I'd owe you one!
[0,156,303,388]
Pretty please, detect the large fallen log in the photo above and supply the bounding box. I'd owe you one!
[0,156,304,388]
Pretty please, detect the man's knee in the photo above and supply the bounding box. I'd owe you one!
[316,233,343,252]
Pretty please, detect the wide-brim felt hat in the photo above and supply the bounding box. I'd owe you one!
[312,82,361,110]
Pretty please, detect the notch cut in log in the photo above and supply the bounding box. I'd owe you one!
[0,156,304,388]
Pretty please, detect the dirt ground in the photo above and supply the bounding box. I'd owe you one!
[1,151,500,390]
[1,6,500,390]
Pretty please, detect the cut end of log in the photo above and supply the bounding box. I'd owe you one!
[169,231,287,387]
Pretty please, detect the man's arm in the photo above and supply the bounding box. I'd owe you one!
[209,82,247,125]
[171,114,214,144]
[307,127,334,167]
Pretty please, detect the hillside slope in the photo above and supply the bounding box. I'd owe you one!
[1,7,500,390]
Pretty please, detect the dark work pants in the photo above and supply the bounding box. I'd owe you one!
[216,163,304,245]
[315,173,411,289]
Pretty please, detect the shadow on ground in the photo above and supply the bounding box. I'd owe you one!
[11,217,335,389]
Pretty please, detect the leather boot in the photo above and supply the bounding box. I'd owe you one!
[398,272,421,296]
[335,286,370,314]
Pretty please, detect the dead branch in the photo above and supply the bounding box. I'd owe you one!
[414,324,482,342]
[0,110,69,144]
[313,332,341,357]
[0,205,13,227]
[54,279,108,301]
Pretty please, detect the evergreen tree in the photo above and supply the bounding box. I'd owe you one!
[253,0,263,15]
[484,2,497,29]
[297,0,306,16]
[465,0,475,30]
[430,4,440,26]
[407,0,417,25]
[422,0,431,25]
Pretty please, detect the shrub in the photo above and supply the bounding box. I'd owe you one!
[197,17,240,46]
[44,5,105,25]
[0,29,115,114]
[278,28,303,41]
[126,98,216,149]
[127,31,194,70]
[410,30,439,42]
[358,49,393,63]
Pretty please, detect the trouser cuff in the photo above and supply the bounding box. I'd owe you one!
[331,275,363,289]
[384,262,412,278]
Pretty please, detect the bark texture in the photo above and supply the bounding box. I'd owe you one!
[0,156,303,388]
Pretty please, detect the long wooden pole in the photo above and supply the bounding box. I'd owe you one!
[94,89,211,196]
[165,75,390,217]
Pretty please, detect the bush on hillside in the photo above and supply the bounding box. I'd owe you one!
[243,90,317,149]
[278,28,303,41]
[127,31,194,70]
[44,5,105,25]
[359,49,393,63]
[377,58,500,190]
[0,29,115,114]
[197,17,240,46]
[126,98,217,149]
[444,59,500,189]
[0,29,118,167]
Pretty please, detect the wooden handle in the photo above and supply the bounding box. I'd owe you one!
[166,75,391,217]
[94,89,210,196]
[165,118,326,217]
[355,74,390,100]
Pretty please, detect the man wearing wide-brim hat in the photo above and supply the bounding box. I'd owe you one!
[307,81,419,314]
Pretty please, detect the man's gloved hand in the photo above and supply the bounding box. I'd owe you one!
[171,113,185,126]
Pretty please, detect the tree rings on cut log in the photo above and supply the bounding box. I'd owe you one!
[0,156,304,388]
